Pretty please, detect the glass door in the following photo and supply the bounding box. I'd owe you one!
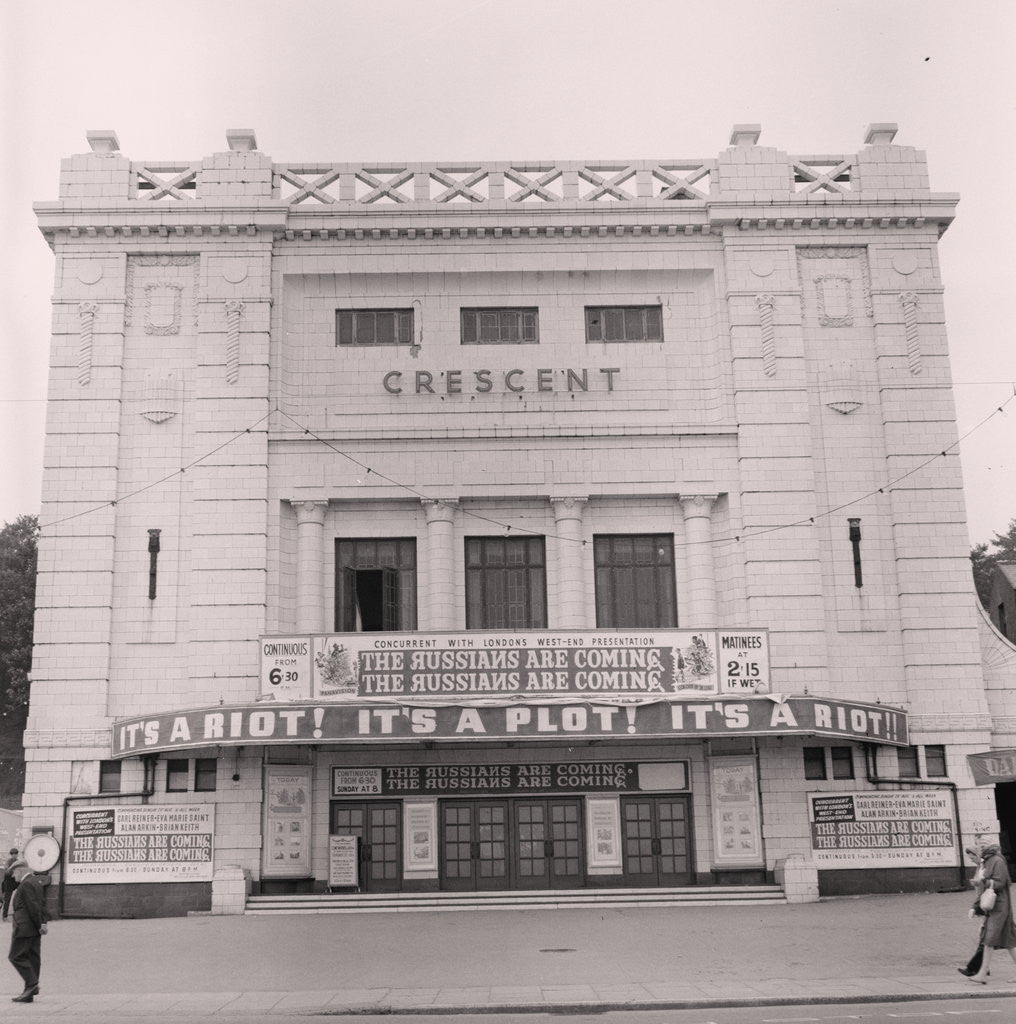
[330,801,402,892]
[620,796,691,886]
[440,801,509,890]
[515,799,583,889]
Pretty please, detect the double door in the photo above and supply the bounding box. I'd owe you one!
[330,801,402,892]
[441,798,583,891]
[620,795,692,886]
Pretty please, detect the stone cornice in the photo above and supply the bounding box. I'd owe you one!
[34,195,958,247]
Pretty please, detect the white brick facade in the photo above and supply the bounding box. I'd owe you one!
[26,124,1016,916]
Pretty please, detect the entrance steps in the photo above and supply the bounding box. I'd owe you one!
[245,884,787,914]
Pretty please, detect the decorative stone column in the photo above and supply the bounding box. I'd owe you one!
[679,494,719,626]
[551,497,588,629]
[224,300,244,384]
[422,500,457,630]
[291,500,328,633]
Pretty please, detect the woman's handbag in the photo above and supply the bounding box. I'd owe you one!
[980,886,997,912]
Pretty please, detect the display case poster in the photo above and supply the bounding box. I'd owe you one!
[328,835,358,888]
[64,805,214,884]
[808,790,959,868]
[404,802,438,873]
[262,766,312,878]
[586,796,622,872]
[710,756,763,867]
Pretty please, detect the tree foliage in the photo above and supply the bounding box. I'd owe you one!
[0,515,37,807]
[971,517,1016,610]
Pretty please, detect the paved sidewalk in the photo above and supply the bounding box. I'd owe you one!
[6,890,1016,1016]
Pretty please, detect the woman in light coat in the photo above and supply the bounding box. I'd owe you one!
[970,843,1016,984]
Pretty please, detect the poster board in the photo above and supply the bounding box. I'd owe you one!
[586,796,622,874]
[710,756,764,868]
[403,801,438,875]
[328,835,359,889]
[808,790,959,868]
[64,805,214,884]
[262,765,312,878]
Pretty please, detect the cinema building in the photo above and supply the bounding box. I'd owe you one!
[24,124,1016,917]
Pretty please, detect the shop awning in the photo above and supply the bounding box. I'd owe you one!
[967,750,1016,786]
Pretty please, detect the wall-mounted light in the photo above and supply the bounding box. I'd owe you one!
[848,518,863,588]
[147,529,161,600]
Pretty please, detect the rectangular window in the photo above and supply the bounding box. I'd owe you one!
[585,305,663,342]
[166,759,189,792]
[461,307,539,345]
[924,745,947,777]
[335,538,417,632]
[896,746,920,778]
[594,534,677,628]
[336,309,414,347]
[830,746,855,780]
[194,758,218,792]
[99,760,122,794]
[465,536,547,629]
[803,747,827,781]
[999,602,1009,639]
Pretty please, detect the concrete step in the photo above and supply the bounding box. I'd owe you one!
[245,885,787,914]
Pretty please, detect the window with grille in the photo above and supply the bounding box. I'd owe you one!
[594,534,677,628]
[460,308,539,345]
[465,536,547,629]
[803,746,855,780]
[99,760,122,794]
[194,757,218,792]
[896,746,920,778]
[830,746,855,780]
[335,538,417,631]
[925,745,947,777]
[166,759,189,792]
[803,747,827,780]
[585,305,663,342]
[336,309,414,347]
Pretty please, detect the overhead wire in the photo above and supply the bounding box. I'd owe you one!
[36,388,1012,550]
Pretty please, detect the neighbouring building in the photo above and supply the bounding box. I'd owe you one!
[26,123,1016,918]
[988,563,1016,641]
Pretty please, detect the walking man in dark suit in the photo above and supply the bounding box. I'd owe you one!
[1,848,18,920]
[8,860,47,1003]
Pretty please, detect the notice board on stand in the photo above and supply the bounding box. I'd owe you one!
[328,834,359,890]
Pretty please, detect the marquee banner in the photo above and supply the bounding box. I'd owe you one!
[259,629,771,702]
[330,761,687,797]
[111,694,908,756]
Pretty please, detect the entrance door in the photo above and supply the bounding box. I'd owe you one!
[441,801,509,891]
[620,796,692,886]
[330,801,402,893]
[515,799,584,889]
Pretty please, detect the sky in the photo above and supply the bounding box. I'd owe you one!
[1,0,1014,546]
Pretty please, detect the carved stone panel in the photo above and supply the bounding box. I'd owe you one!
[797,248,872,327]
[125,255,198,333]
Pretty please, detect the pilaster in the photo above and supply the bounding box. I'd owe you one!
[680,494,719,626]
[550,497,588,629]
[422,500,458,630]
